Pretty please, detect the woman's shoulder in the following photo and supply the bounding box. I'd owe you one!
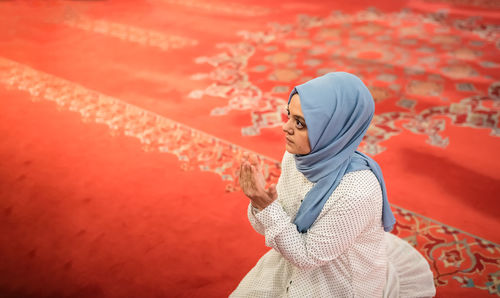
[319,169,383,220]
[335,169,382,201]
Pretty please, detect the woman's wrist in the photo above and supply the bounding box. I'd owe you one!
[251,193,275,210]
[251,201,262,211]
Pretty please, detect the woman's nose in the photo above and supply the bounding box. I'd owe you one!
[282,119,293,134]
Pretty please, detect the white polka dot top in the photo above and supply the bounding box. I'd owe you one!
[231,151,388,297]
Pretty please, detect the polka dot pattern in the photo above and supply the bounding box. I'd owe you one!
[233,152,386,297]
[232,152,435,297]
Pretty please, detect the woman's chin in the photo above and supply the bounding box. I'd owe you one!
[285,144,295,154]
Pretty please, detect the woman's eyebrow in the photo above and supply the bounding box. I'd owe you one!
[286,106,306,122]
[287,110,305,120]
[294,115,305,122]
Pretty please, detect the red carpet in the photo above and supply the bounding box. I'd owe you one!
[0,0,499,297]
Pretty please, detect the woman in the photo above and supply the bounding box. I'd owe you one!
[233,72,435,297]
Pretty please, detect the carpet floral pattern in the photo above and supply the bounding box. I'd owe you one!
[190,9,500,155]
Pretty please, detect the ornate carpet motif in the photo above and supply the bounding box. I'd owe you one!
[1,56,498,295]
[0,57,280,192]
[393,206,500,294]
[59,15,198,52]
[190,8,500,155]
[365,94,499,154]
[153,0,271,17]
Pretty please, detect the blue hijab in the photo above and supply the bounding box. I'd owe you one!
[288,72,395,233]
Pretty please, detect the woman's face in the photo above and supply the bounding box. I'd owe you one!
[282,94,311,155]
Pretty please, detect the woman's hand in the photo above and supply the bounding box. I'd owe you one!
[239,153,277,210]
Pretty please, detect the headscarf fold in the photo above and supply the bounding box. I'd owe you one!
[288,72,395,233]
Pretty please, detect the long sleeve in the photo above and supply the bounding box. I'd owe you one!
[247,203,265,235]
[254,173,381,270]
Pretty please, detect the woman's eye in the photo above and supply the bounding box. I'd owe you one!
[296,120,304,129]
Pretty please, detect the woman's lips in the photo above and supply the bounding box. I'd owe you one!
[286,137,294,144]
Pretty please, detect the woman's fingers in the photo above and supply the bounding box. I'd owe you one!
[241,152,249,164]
[241,162,258,198]
[251,165,270,199]
[240,160,272,202]
[239,156,277,210]
[239,163,250,191]
[249,165,258,190]
[251,164,267,189]
[249,153,259,165]
[249,153,264,172]
[239,152,249,179]
[239,161,247,183]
